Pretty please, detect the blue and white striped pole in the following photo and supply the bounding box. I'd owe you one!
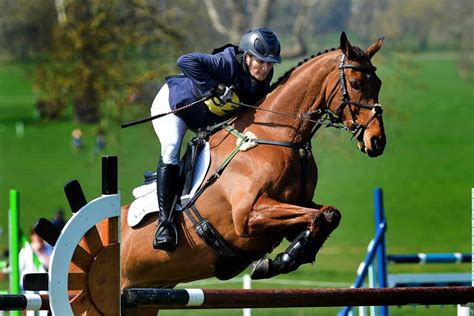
[387,253,471,264]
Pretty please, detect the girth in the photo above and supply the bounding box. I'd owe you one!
[185,205,237,258]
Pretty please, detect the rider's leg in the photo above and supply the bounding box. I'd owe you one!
[153,160,179,251]
[151,84,187,251]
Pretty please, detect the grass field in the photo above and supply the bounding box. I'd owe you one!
[0,51,473,315]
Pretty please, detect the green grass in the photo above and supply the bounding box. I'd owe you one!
[0,52,473,315]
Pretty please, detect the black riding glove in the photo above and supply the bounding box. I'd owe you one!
[211,84,233,106]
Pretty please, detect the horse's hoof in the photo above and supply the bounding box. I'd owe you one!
[250,258,270,279]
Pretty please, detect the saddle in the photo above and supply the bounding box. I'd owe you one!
[127,137,210,227]
[145,137,207,202]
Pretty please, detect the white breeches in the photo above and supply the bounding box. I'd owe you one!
[151,84,187,165]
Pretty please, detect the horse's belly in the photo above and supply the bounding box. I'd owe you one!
[120,219,218,288]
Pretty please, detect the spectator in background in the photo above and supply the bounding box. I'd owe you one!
[19,228,52,284]
[19,229,52,276]
[71,128,83,152]
[19,229,52,316]
[95,128,106,154]
[51,208,66,231]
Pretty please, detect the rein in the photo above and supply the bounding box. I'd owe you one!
[230,54,384,141]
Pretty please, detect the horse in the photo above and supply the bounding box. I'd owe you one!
[120,32,386,313]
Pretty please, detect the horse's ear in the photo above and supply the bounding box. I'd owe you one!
[340,31,356,60]
[365,36,385,59]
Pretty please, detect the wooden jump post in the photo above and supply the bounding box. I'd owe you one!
[48,156,120,315]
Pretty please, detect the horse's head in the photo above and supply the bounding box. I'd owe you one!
[325,32,386,157]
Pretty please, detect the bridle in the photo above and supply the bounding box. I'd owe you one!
[225,54,384,141]
[322,54,384,140]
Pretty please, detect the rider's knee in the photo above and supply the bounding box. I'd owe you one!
[161,145,181,165]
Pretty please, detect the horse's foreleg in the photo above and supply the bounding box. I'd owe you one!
[247,195,341,279]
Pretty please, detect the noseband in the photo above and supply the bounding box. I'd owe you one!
[324,54,383,140]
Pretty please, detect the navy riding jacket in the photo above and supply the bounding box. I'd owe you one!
[166,46,273,131]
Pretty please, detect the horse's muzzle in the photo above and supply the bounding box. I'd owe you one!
[359,135,386,157]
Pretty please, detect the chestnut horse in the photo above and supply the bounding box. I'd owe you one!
[121,32,386,308]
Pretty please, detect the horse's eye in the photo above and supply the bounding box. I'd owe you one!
[350,79,361,90]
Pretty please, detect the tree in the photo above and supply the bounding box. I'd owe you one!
[351,0,473,53]
[201,0,319,58]
[37,0,183,123]
[0,0,56,60]
[350,0,473,78]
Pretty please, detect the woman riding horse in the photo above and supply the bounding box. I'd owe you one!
[121,32,386,299]
[150,27,282,252]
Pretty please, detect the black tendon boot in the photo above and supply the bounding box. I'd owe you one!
[250,230,314,279]
[153,162,180,252]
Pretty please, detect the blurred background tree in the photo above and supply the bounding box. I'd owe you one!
[0,0,471,123]
[199,0,351,58]
[32,0,182,123]
[350,0,473,53]
[0,0,56,59]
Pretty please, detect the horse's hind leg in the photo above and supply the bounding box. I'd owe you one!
[246,196,341,279]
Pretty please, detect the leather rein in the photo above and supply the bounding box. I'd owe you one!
[230,54,384,142]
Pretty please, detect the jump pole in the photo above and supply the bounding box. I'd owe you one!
[122,286,474,310]
[0,294,49,311]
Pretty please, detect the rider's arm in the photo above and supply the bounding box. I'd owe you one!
[177,51,235,94]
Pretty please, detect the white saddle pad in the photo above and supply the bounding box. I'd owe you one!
[127,142,211,227]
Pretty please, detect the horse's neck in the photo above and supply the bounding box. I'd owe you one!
[251,51,339,142]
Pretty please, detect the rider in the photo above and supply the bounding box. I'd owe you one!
[151,27,281,252]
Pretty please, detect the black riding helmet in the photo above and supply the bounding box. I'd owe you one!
[239,27,281,64]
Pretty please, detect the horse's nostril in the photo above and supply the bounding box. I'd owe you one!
[371,137,385,153]
[372,138,379,151]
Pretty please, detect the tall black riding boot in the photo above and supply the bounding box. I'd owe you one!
[153,162,180,252]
